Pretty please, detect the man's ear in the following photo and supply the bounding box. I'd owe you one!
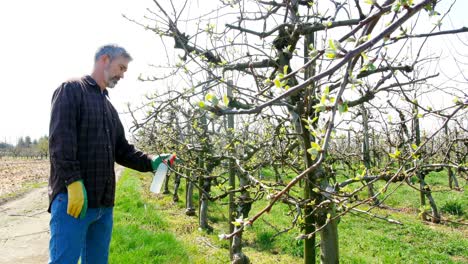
[100,54,111,65]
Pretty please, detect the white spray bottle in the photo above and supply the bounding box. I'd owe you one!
[150,154,176,193]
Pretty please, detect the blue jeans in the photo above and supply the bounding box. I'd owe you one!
[49,193,113,264]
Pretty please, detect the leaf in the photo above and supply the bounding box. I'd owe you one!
[309,49,318,58]
[360,168,367,177]
[325,49,336,59]
[411,144,418,150]
[311,141,321,151]
[211,96,219,106]
[367,63,376,71]
[273,78,283,88]
[223,95,229,106]
[328,39,336,51]
[389,148,401,159]
[274,78,282,88]
[283,65,289,75]
[358,35,369,43]
[307,142,320,159]
[320,94,327,105]
[322,21,333,27]
[361,52,369,62]
[205,93,214,102]
[314,105,325,113]
[198,101,206,108]
[338,101,348,114]
[424,3,433,12]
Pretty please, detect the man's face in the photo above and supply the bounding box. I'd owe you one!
[103,55,130,88]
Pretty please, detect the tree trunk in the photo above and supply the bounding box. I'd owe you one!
[361,105,378,204]
[445,125,459,189]
[173,170,181,202]
[318,208,339,264]
[414,103,440,223]
[163,171,170,194]
[302,125,317,264]
[185,168,196,216]
[231,171,251,264]
[423,180,441,223]
[273,164,283,183]
[227,80,237,260]
[199,177,212,230]
[199,113,212,231]
[301,27,317,264]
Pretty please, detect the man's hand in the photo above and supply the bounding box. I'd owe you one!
[66,180,88,219]
[151,154,177,171]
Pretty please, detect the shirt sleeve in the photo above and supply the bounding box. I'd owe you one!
[115,116,153,172]
[49,82,82,185]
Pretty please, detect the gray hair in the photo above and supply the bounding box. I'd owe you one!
[94,44,132,62]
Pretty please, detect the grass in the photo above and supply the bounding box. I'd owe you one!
[110,171,190,264]
[111,168,467,263]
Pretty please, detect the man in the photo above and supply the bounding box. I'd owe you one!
[48,44,173,264]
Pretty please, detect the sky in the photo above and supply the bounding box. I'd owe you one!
[0,0,164,144]
[0,0,467,145]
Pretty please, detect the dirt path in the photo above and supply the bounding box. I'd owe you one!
[0,165,124,264]
[0,187,49,263]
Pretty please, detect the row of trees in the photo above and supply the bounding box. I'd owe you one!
[0,136,49,158]
[126,0,467,263]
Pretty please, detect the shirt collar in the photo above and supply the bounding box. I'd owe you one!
[83,75,109,96]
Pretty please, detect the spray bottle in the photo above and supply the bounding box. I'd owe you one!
[150,154,176,193]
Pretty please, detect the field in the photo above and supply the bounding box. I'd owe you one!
[0,157,49,202]
[110,168,467,264]
[0,158,465,263]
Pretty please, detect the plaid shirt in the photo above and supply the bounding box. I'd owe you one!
[48,75,152,211]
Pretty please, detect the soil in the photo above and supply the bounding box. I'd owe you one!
[0,161,124,264]
[0,158,49,202]
[0,187,49,263]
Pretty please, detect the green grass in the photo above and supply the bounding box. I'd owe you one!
[340,209,467,263]
[111,169,467,263]
[110,170,190,264]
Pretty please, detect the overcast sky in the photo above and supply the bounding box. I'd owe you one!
[0,0,466,144]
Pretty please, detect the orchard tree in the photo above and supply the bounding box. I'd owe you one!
[126,0,468,263]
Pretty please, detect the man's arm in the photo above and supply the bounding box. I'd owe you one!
[49,82,81,185]
[49,82,87,218]
[115,116,153,172]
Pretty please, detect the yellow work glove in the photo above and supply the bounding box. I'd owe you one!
[66,180,88,219]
